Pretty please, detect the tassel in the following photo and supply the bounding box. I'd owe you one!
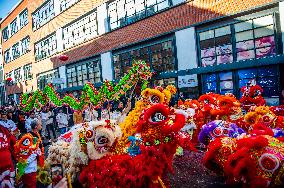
[158,176,166,188]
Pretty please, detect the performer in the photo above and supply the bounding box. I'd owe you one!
[0,124,16,188]
[16,119,44,188]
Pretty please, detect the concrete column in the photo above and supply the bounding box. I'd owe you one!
[171,0,186,6]
[175,27,198,88]
[279,2,284,54]
[58,65,67,88]
[175,27,198,70]
[101,52,113,81]
[97,3,109,35]
[56,28,64,52]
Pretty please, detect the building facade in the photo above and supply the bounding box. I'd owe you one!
[0,0,284,105]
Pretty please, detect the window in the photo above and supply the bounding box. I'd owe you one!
[10,18,18,36]
[2,27,9,42]
[21,36,30,54]
[19,9,28,28]
[60,0,80,12]
[4,49,11,63]
[199,26,233,67]
[37,69,59,90]
[23,64,32,80]
[108,0,170,30]
[32,0,55,30]
[202,71,234,95]
[113,38,175,80]
[14,68,22,83]
[66,59,101,87]
[201,66,279,100]
[12,43,20,60]
[238,66,279,97]
[153,78,176,87]
[35,33,57,61]
[198,15,276,67]
[63,10,98,49]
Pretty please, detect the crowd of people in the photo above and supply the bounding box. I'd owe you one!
[0,97,132,188]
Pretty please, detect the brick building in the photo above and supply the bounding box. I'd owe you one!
[1,0,284,105]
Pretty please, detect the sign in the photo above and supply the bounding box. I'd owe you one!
[178,75,198,88]
[52,78,65,84]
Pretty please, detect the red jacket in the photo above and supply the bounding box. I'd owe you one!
[0,125,16,170]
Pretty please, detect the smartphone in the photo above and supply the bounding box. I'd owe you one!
[51,164,64,186]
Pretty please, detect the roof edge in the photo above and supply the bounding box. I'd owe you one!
[0,0,24,25]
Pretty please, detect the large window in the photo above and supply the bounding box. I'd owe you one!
[63,10,98,49]
[113,39,175,80]
[203,72,233,95]
[19,9,28,28]
[153,78,176,87]
[2,27,9,42]
[202,66,279,101]
[4,49,11,63]
[60,0,80,12]
[198,15,276,67]
[21,36,30,54]
[10,18,18,36]
[12,43,20,60]
[32,0,55,30]
[23,64,32,80]
[108,0,170,30]
[14,68,22,83]
[66,59,101,87]
[37,69,59,90]
[238,66,279,97]
[35,33,57,61]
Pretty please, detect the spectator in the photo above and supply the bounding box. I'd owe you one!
[17,111,27,134]
[25,111,37,133]
[41,107,56,140]
[56,108,69,134]
[73,110,83,124]
[0,111,17,134]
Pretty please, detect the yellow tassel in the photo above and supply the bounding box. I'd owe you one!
[67,173,72,188]
[158,176,166,188]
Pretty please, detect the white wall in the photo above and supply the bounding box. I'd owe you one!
[175,27,198,71]
[58,65,67,88]
[172,0,186,6]
[100,52,113,81]
[279,2,284,54]
[97,3,109,35]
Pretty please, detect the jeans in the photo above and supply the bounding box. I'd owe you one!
[46,123,56,139]
[59,127,67,135]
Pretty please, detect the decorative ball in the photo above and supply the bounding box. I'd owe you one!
[59,54,69,61]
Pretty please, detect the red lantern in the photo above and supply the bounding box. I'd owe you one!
[59,54,69,61]
[6,77,12,82]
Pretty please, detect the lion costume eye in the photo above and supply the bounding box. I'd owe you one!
[150,95,160,104]
[85,129,95,141]
[22,138,31,146]
[149,112,166,123]
[95,135,109,146]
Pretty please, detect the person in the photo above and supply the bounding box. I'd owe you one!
[84,105,98,122]
[41,107,56,140]
[0,111,17,135]
[56,108,69,134]
[0,123,16,188]
[25,111,37,133]
[21,119,44,188]
[73,110,83,124]
[17,111,26,134]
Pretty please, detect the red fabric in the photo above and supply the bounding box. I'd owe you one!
[0,126,15,171]
[22,172,37,188]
